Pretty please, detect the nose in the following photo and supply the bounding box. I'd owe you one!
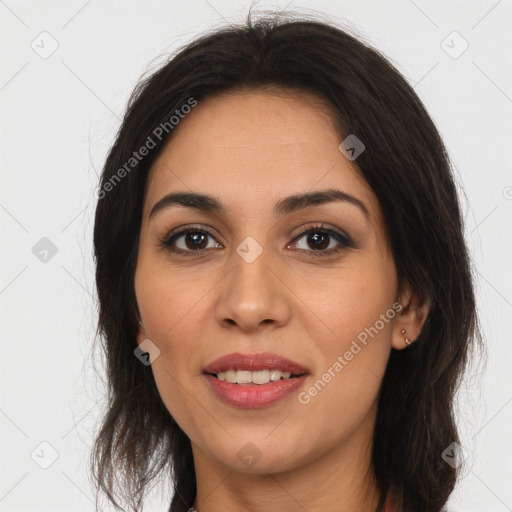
[214,243,292,333]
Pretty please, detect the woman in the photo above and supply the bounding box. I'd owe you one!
[90,11,481,512]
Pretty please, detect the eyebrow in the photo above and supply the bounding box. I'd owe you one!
[148,188,370,221]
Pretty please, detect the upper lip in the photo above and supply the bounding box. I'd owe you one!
[203,352,310,375]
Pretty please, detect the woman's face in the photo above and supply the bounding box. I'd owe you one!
[135,89,412,476]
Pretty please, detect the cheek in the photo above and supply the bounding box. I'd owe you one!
[304,260,396,402]
[137,280,209,432]
[310,259,396,345]
[294,293,394,449]
[136,259,215,347]
[134,262,218,416]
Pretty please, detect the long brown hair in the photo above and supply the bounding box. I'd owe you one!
[90,10,482,512]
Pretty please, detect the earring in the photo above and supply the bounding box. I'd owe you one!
[401,328,412,346]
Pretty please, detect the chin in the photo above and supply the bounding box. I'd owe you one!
[207,434,312,475]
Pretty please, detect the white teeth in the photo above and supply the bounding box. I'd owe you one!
[216,369,297,384]
[236,370,252,384]
[252,369,269,384]
[270,369,281,381]
[224,369,236,382]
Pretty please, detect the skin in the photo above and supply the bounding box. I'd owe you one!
[134,89,429,512]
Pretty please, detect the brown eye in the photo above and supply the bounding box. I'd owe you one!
[288,224,355,257]
[161,228,222,255]
[303,231,331,251]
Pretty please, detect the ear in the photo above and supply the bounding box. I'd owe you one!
[392,284,430,350]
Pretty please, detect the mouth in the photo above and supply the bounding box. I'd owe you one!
[202,351,310,384]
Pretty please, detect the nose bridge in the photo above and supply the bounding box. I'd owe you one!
[229,235,275,304]
[215,234,291,330]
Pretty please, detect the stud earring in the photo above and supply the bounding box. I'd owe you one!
[401,328,412,346]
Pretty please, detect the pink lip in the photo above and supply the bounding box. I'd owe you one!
[202,352,310,374]
[204,374,308,409]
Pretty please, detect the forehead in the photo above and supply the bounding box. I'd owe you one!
[144,89,378,224]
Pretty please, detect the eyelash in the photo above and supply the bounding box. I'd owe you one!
[158,223,355,258]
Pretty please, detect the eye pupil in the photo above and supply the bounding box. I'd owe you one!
[308,232,329,250]
[186,232,207,250]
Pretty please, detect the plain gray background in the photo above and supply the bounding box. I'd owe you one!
[1,0,511,510]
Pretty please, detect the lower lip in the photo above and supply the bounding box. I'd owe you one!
[204,374,308,409]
